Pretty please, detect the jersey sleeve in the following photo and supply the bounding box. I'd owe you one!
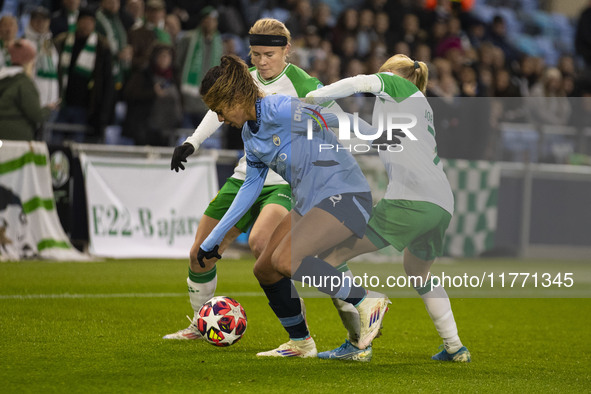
[200,152,268,252]
[183,110,223,150]
[296,76,323,97]
[285,64,323,98]
[305,74,383,104]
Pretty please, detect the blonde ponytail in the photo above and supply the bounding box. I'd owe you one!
[379,54,429,93]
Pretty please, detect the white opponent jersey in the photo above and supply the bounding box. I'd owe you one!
[307,72,454,214]
[184,63,322,186]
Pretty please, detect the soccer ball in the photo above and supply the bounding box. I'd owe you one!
[197,296,247,347]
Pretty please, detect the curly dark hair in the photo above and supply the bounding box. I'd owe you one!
[201,55,262,114]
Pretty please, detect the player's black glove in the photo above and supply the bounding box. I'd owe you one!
[372,129,406,146]
[171,143,195,172]
[197,245,222,268]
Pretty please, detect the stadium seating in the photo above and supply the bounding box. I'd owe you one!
[472,0,576,66]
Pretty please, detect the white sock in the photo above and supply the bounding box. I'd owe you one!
[332,266,361,345]
[187,266,218,320]
[416,277,463,354]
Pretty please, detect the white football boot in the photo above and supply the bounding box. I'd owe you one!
[256,336,318,358]
[162,315,204,340]
[355,292,390,350]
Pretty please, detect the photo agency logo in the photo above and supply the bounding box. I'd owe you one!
[296,105,418,152]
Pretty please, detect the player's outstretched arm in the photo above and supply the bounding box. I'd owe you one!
[198,159,268,266]
[170,110,224,172]
[305,74,382,105]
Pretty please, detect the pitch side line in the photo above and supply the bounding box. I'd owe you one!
[2,290,585,300]
[0,291,265,300]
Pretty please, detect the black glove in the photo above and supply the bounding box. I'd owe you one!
[197,245,222,268]
[372,129,406,146]
[171,143,195,172]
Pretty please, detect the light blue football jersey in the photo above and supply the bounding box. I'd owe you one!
[201,95,372,252]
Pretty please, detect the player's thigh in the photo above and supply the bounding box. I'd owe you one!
[269,208,356,277]
[367,199,450,257]
[192,214,218,244]
[320,235,379,266]
[287,208,356,267]
[291,209,302,225]
[248,203,290,258]
[190,215,242,254]
[288,192,372,265]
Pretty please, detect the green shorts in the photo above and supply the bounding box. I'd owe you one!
[365,199,452,261]
[204,178,292,232]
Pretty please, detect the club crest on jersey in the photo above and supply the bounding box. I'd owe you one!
[273,134,281,146]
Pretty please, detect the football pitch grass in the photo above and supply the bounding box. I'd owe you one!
[1,258,590,393]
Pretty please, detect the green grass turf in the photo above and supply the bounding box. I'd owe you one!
[1,258,590,393]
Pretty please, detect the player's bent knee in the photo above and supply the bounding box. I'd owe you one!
[253,257,274,281]
[252,262,263,281]
[189,257,216,273]
[248,235,267,259]
[189,249,199,267]
[403,254,432,280]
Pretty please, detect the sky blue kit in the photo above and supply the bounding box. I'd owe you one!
[201,95,374,252]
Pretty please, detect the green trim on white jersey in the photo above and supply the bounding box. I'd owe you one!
[375,72,420,103]
[254,65,288,85]
[249,63,322,97]
[284,64,323,98]
[231,63,323,182]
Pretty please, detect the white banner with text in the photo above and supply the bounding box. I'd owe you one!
[81,154,217,258]
[0,141,90,261]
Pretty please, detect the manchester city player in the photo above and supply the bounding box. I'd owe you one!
[197,55,403,357]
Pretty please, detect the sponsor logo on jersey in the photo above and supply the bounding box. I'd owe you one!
[278,193,292,201]
[329,194,342,207]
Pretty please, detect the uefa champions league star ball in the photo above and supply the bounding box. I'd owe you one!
[197,296,247,346]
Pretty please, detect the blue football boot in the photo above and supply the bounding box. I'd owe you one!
[432,345,471,362]
[317,340,372,362]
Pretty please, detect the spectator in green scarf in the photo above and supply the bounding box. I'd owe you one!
[96,0,133,92]
[176,6,222,129]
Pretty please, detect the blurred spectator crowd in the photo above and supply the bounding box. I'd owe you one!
[1,0,591,163]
